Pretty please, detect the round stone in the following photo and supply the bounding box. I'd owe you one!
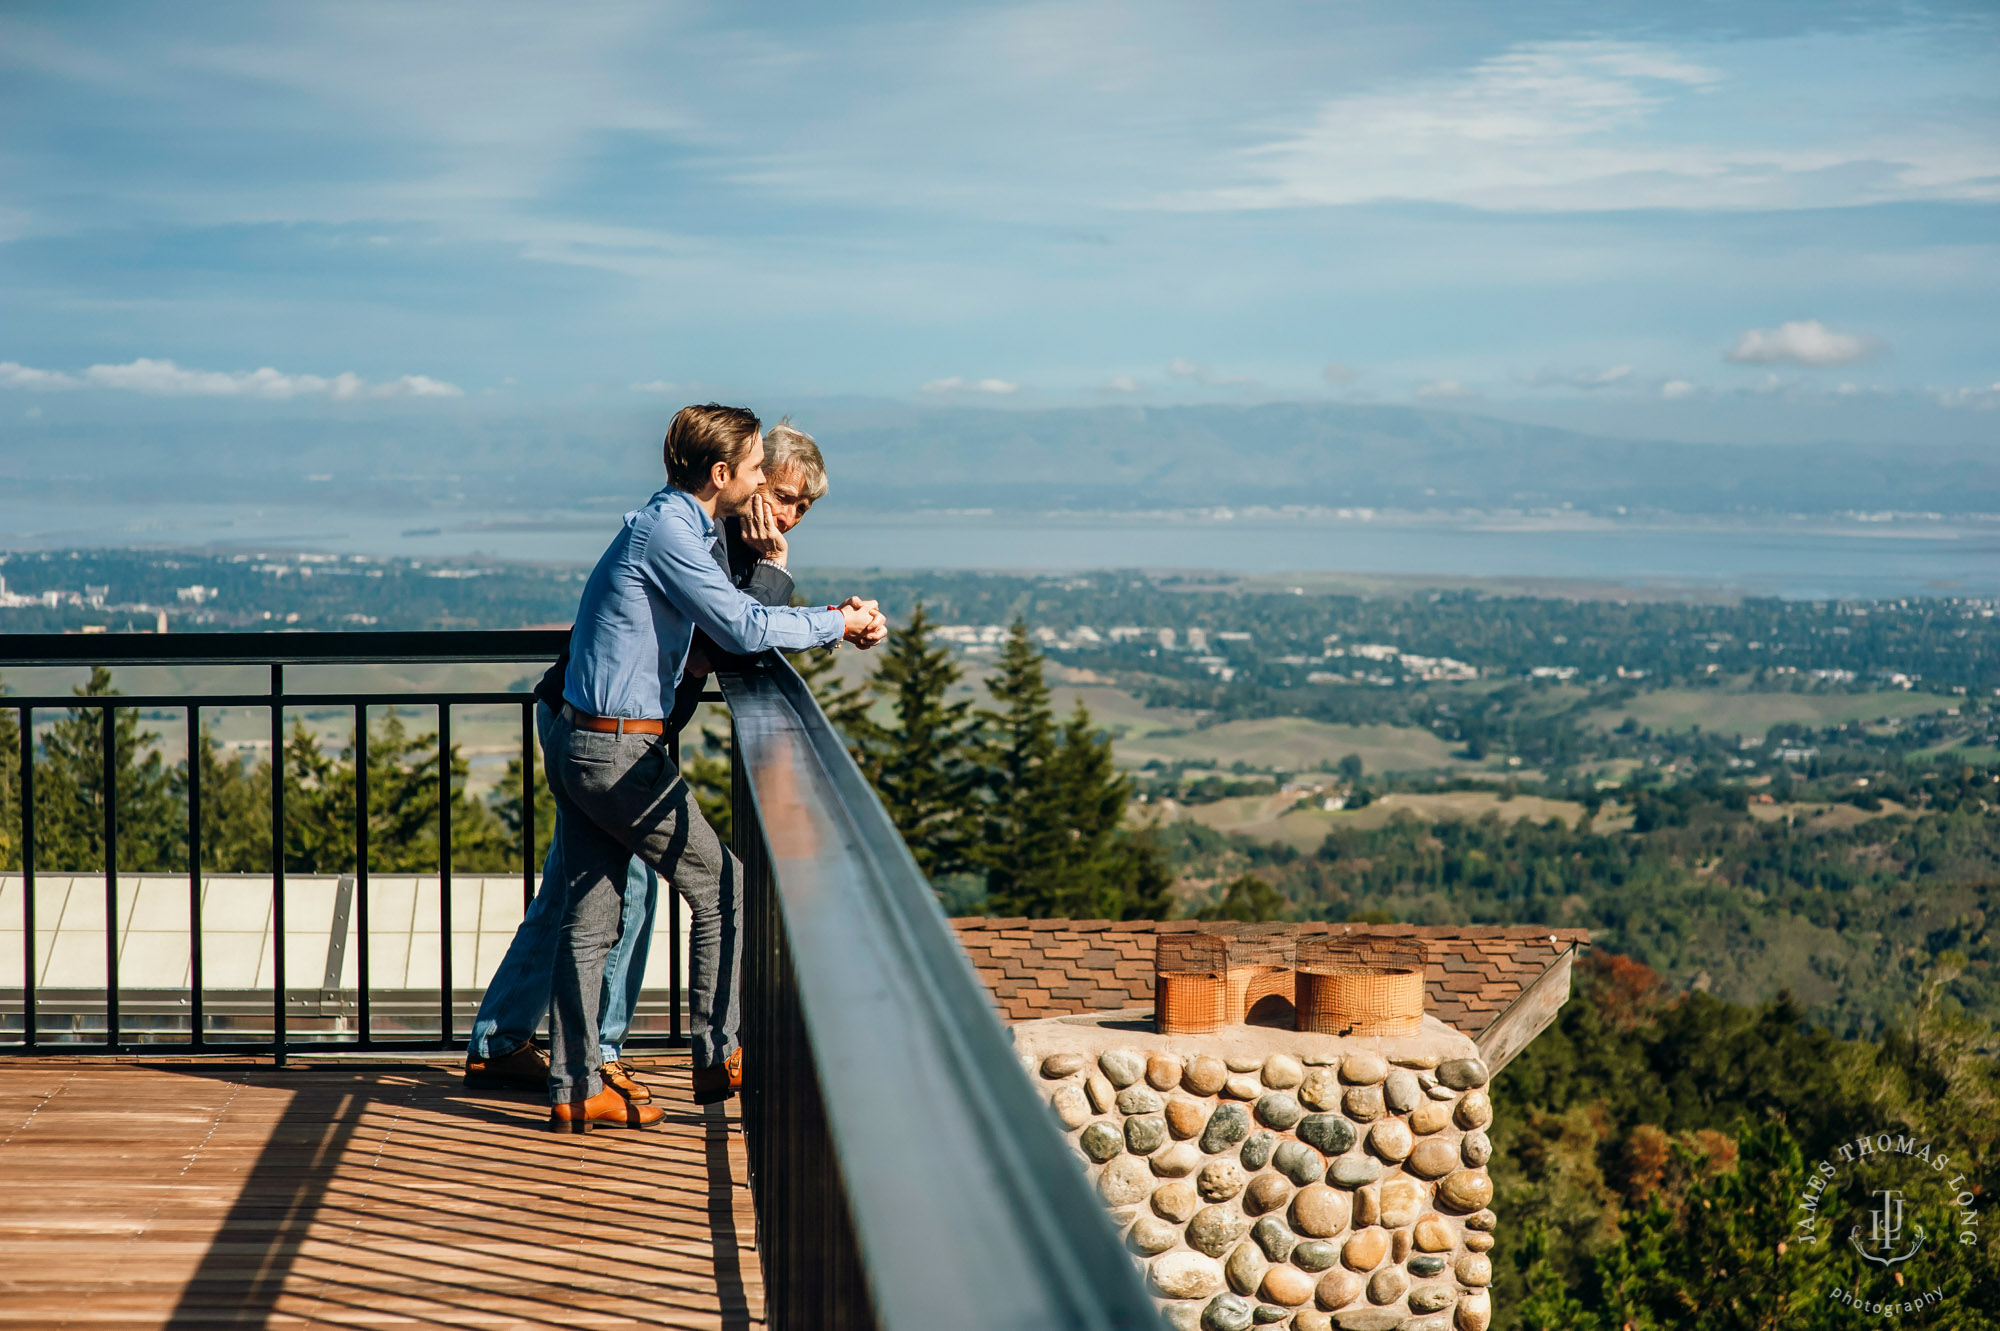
[1298,1066,1341,1111]
[1050,1085,1090,1129]
[1128,1215,1180,1255]
[1417,1069,1439,1091]
[1455,1090,1492,1131]
[1383,1067,1421,1113]
[1163,1305,1203,1331]
[1351,1185,1379,1228]
[1437,1058,1489,1090]
[1167,1097,1209,1139]
[1367,1267,1408,1305]
[1455,1254,1493,1287]
[1255,1093,1304,1130]
[1407,1138,1458,1179]
[1295,1313,1334,1331]
[1100,1048,1147,1088]
[1460,1130,1491,1166]
[1407,1255,1447,1278]
[1341,1227,1388,1272]
[1201,1293,1254,1331]
[1183,1055,1228,1096]
[1201,1103,1253,1154]
[1226,1241,1267,1296]
[1368,1118,1413,1162]
[1225,1054,1265,1073]
[1343,1084,1384,1122]
[1252,1214,1297,1261]
[1297,1114,1357,1157]
[1428,1083,1458,1101]
[1153,1143,1203,1178]
[1327,1155,1383,1187]
[1289,1184,1349,1238]
[1126,1114,1167,1155]
[1391,1229,1410,1263]
[1086,1075,1116,1114]
[1456,1291,1493,1331]
[1410,1101,1451,1135]
[1290,1239,1339,1272]
[1340,1052,1387,1084]
[1198,1159,1247,1203]
[1041,1052,1086,1078]
[1223,1075,1262,1101]
[1261,1265,1315,1307]
[1245,1171,1293,1216]
[1315,1268,1363,1311]
[1099,1156,1152,1205]
[1239,1130,1277,1172]
[1148,1053,1184,1091]
[1261,1054,1304,1089]
[1391,1054,1440,1069]
[1409,1284,1453,1313]
[1465,1209,1496,1232]
[1413,1216,1453,1251]
[1150,1251,1225,1300]
[1252,1307,1288,1326]
[1377,1178,1426,1228]
[1437,1169,1494,1213]
[1079,1122,1123,1162]
[1464,1230,1494,1253]
[1118,1085,1165,1115]
[1273,1140,1325,1186]
[1188,1205,1250,1257]
[1154,1180,1200,1221]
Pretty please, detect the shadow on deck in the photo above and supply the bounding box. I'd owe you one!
[0,1055,762,1329]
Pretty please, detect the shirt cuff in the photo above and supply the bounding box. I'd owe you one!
[814,605,845,645]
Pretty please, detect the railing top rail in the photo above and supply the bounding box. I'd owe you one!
[0,629,570,667]
[720,657,1157,1331]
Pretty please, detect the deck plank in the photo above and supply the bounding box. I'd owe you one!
[0,1056,763,1329]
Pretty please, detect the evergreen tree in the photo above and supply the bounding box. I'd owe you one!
[974,621,1070,914]
[0,691,18,870]
[851,604,981,878]
[177,725,268,872]
[1195,872,1287,922]
[32,667,179,871]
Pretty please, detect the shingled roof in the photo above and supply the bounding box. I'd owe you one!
[949,918,1588,1042]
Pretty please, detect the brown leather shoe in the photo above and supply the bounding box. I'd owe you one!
[691,1048,743,1105]
[548,1085,665,1133]
[601,1059,652,1105]
[465,1040,549,1092]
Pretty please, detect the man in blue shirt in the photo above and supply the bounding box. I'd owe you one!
[545,404,884,1131]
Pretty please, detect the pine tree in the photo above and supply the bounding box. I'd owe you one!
[177,725,268,872]
[0,690,19,870]
[32,667,179,871]
[974,621,1069,914]
[851,603,981,879]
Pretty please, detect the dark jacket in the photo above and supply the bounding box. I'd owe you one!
[532,515,796,734]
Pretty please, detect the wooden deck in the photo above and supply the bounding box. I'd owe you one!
[0,1055,764,1329]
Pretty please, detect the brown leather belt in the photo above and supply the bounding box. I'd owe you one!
[561,703,664,735]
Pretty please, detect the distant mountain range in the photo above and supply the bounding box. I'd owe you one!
[7,399,1997,518]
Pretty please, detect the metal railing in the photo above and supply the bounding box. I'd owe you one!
[721,654,1156,1330]
[0,630,690,1057]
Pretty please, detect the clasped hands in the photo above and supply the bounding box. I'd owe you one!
[838,596,888,649]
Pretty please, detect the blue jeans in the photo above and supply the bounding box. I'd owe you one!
[468,705,661,1063]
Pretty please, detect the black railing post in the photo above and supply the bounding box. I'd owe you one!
[668,732,683,1046]
[353,704,371,1044]
[19,706,34,1048]
[186,705,204,1048]
[521,702,535,910]
[270,664,286,1066]
[101,705,119,1049]
[438,704,453,1045]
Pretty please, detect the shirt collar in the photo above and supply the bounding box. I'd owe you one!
[661,485,717,539]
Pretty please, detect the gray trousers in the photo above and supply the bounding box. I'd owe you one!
[543,705,743,1102]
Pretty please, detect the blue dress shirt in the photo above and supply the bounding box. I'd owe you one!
[562,486,843,719]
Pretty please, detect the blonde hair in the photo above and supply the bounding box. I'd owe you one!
[763,419,828,502]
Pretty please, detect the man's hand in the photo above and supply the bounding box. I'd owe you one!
[740,493,788,567]
[838,596,888,649]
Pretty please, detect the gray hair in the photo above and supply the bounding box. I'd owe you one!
[763,419,828,502]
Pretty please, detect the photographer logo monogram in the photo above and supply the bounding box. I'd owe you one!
[1797,1129,1982,1317]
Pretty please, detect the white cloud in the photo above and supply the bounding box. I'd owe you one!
[1724,320,1882,367]
[1415,379,1475,400]
[0,357,460,399]
[1100,375,1142,393]
[1321,363,1359,385]
[1660,379,1697,400]
[1167,358,1254,387]
[919,376,1019,395]
[1527,364,1637,390]
[0,361,82,390]
[1187,39,2000,213]
[629,379,678,393]
[1933,382,2000,410]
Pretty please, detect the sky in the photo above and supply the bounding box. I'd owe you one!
[1,0,1997,448]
